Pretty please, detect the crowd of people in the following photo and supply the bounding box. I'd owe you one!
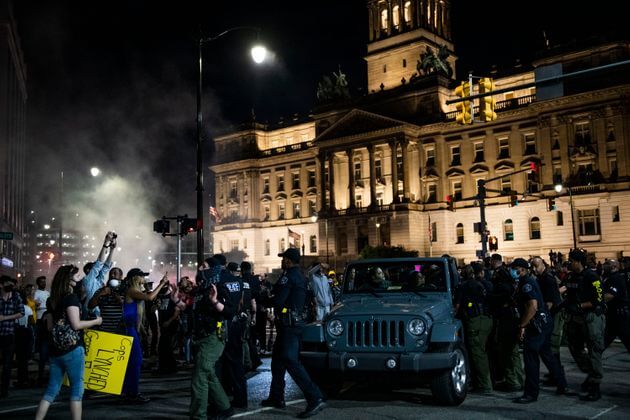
[454,250,630,404]
[2,229,628,419]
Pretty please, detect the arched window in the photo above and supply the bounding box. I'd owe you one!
[392,5,400,28]
[310,235,317,253]
[380,9,388,30]
[279,238,286,253]
[504,219,514,241]
[530,217,541,239]
[264,239,270,256]
[456,223,464,244]
[404,1,412,23]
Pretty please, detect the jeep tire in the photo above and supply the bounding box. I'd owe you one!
[430,342,468,406]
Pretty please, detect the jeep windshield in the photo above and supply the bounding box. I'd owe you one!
[344,260,447,294]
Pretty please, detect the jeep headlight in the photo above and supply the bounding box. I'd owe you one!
[327,319,344,336]
[407,318,426,336]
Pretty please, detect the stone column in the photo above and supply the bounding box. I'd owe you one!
[328,152,336,211]
[347,149,356,209]
[368,144,377,208]
[319,152,327,212]
[390,139,399,203]
[402,140,411,202]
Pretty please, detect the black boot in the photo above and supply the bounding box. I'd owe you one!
[580,383,601,401]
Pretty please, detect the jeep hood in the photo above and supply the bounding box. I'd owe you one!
[331,295,452,321]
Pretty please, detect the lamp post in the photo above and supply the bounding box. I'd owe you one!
[195,27,267,266]
[555,183,577,250]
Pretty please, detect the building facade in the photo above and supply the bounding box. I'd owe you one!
[211,0,630,272]
[0,0,27,278]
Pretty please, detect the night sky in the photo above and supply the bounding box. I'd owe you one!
[13,1,628,220]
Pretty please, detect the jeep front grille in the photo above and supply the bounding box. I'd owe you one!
[346,320,406,348]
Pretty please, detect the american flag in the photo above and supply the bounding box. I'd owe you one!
[288,228,301,242]
[209,206,222,223]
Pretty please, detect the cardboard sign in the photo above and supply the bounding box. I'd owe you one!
[63,329,133,395]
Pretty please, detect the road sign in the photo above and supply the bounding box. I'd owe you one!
[0,232,14,240]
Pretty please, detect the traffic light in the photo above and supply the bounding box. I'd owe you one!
[446,195,455,211]
[509,193,519,207]
[153,219,170,234]
[528,161,541,184]
[454,81,472,125]
[478,77,497,122]
[180,218,199,235]
[489,236,498,251]
[547,197,557,211]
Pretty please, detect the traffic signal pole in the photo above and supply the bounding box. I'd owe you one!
[468,72,474,122]
[154,215,194,283]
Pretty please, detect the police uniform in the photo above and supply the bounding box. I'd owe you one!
[515,272,567,401]
[218,266,247,408]
[604,270,630,351]
[266,258,324,411]
[189,264,235,420]
[489,266,524,390]
[537,267,566,382]
[565,251,605,400]
[456,276,493,392]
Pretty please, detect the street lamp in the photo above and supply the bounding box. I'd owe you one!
[196,27,267,266]
[555,182,577,250]
[90,167,101,177]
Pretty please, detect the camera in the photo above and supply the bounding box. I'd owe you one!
[111,232,118,239]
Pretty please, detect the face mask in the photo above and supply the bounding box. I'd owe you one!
[108,279,120,289]
[510,268,519,280]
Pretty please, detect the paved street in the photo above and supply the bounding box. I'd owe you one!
[1,343,628,419]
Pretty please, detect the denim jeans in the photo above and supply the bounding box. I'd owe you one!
[43,346,85,402]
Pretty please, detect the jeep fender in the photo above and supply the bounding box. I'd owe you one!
[302,323,325,343]
[430,320,463,343]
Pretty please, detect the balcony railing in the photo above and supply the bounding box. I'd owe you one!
[445,94,536,121]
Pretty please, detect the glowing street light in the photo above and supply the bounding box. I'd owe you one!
[554,182,577,250]
[90,167,101,177]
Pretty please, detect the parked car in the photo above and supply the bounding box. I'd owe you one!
[300,257,468,405]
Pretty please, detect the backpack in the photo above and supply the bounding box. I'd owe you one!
[51,314,80,352]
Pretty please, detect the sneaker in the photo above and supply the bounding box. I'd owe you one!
[297,399,327,418]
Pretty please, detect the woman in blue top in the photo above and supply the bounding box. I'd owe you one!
[121,269,168,403]
[35,265,102,420]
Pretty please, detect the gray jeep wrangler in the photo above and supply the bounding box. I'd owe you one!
[301,257,468,405]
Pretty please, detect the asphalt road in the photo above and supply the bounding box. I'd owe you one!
[1,343,628,419]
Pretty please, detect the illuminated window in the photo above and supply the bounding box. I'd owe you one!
[524,133,537,155]
[501,175,511,193]
[375,158,382,180]
[262,177,270,194]
[278,203,285,220]
[230,240,239,250]
[452,181,462,201]
[474,142,484,162]
[380,9,388,30]
[356,194,363,208]
[307,170,316,187]
[529,217,541,240]
[277,174,284,192]
[309,199,316,216]
[498,138,510,159]
[426,148,435,166]
[279,238,286,252]
[229,180,237,200]
[456,223,464,244]
[404,1,412,23]
[293,202,301,219]
[354,159,361,180]
[504,219,514,241]
[310,235,317,253]
[613,206,620,222]
[264,239,270,256]
[427,184,437,203]
[263,205,270,221]
[292,172,300,190]
[450,145,461,166]
[376,192,384,206]
[392,5,400,28]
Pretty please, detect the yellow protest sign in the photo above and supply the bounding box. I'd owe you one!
[63,329,133,395]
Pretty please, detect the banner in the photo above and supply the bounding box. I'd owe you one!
[63,329,133,395]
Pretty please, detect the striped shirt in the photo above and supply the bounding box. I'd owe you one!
[94,289,124,333]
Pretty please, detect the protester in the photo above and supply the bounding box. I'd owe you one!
[0,275,24,398]
[307,262,333,321]
[34,265,102,420]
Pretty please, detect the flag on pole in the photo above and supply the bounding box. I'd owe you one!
[209,206,222,223]
[288,228,300,246]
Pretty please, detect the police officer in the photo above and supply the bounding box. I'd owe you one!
[240,261,262,371]
[565,249,606,401]
[455,263,493,394]
[216,259,247,409]
[189,257,235,420]
[603,259,630,351]
[261,248,326,418]
[531,257,566,384]
[511,258,568,404]
[488,254,524,392]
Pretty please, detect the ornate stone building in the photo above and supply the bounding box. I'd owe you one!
[211,0,630,273]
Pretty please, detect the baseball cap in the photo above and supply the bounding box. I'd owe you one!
[126,268,149,279]
[278,247,300,263]
[510,258,529,269]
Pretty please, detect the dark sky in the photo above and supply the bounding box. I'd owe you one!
[13,1,628,220]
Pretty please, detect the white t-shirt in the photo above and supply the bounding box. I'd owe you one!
[17,304,33,327]
[34,289,50,319]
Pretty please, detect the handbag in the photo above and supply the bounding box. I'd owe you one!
[51,313,81,352]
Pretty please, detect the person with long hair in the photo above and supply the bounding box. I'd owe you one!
[121,268,168,403]
[35,265,102,420]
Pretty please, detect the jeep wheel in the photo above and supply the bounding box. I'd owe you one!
[430,343,468,406]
